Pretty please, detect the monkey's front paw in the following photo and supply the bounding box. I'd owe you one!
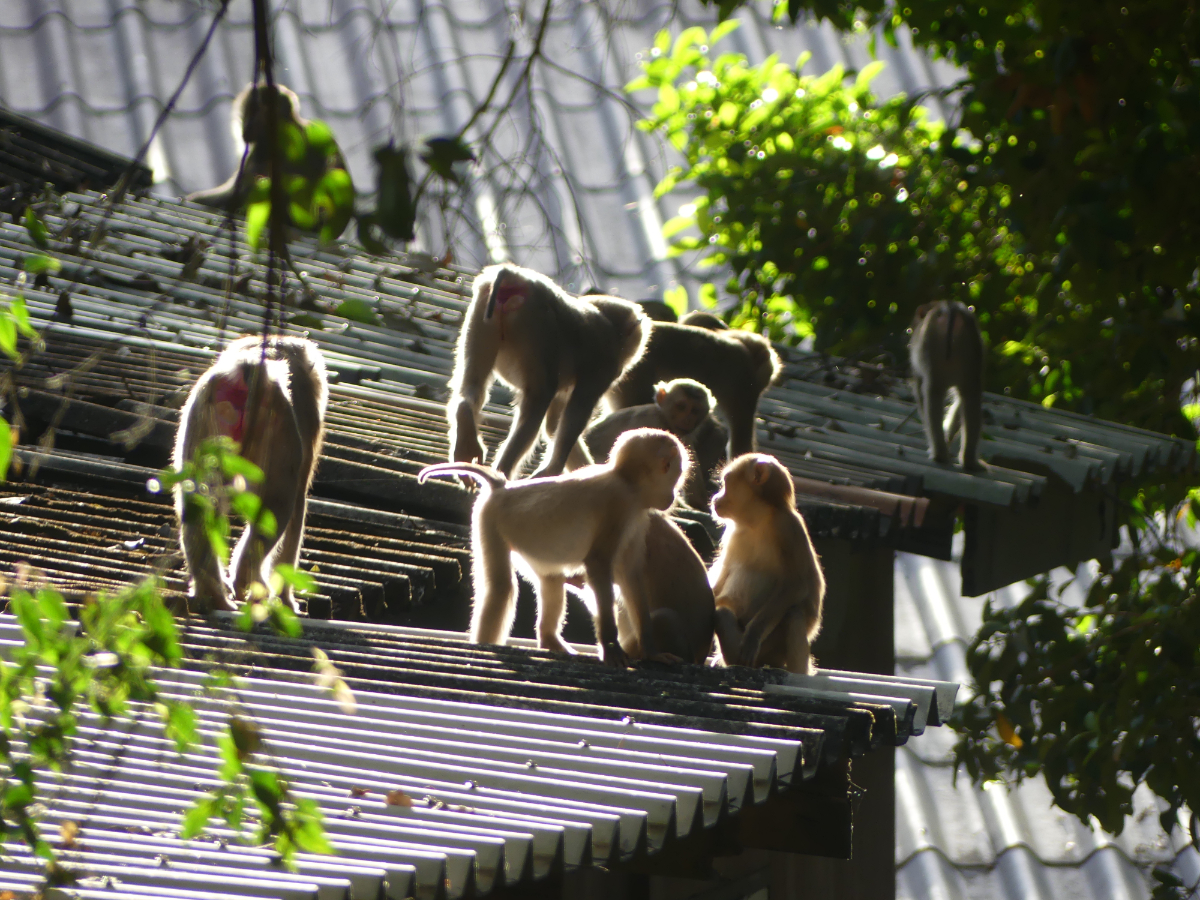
[600,641,629,668]
[452,437,486,465]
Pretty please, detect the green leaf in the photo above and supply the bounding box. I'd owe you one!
[0,314,15,360]
[855,60,885,91]
[304,118,335,153]
[335,297,379,325]
[23,254,61,275]
[663,285,689,318]
[181,797,217,838]
[23,208,49,249]
[9,295,36,338]
[709,19,740,45]
[280,121,307,163]
[220,453,265,484]
[246,199,271,251]
[0,421,13,482]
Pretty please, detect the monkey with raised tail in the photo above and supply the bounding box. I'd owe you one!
[419,428,688,667]
[708,453,825,675]
[447,264,649,479]
[909,300,984,470]
[173,336,328,614]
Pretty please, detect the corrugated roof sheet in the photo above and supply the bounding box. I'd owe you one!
[0,611,956,898]
[0,0,960,298]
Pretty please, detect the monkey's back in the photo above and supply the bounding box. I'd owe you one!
[909,301,983,387]
[610,322,779,407]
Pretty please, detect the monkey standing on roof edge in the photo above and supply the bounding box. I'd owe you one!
[908,300,984,470]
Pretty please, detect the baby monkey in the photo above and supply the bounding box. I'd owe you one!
[419,428,687,667]
[709,454,825,675]
[173,336,328,614]
[584,378,712,460]
[585,379,727,510]
[447,265,648,478]
[609,510,720,664]
[909,300,985,470]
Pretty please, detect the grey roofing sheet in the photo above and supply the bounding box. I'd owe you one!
[1,192,1189,543]
[0,0,960,299]
[894,545,1200,900]
[0,610,952,898]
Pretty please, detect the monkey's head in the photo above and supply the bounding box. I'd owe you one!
[654,379,712,435]
[235,82,304,145]
[611,428,688,510]
[711,453,795,521]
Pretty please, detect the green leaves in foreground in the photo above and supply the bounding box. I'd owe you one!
[0,580,196,858]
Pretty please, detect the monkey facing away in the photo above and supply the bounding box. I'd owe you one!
[608,510,720,664]
[709,454,825,675]
[447,264,649,479]
[606,321,780,461]
[908,300,984,470]
[187,82,352,237]
[419,429,687,667]
[173,336,328,613]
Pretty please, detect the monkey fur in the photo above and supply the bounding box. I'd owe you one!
[447,264,649,479]
[678,310,729,330]
[610,510,720,664]
[186,82,348,219]
[173,335,328,614]
[419,428,688,667]
[709,453,825,675]
[908,300,984,470]
[606,321,780,461]
[585,378,727,509]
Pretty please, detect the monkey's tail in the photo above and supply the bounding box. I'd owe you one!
[484,266,515,319]
[418,462,506,490]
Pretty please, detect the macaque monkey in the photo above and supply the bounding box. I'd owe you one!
[679,310,729,330]
[709,454,825,675]
[447,264,648,479]
[909,300,984,470]
[418,429,687,667]
[609,511,719,664]
[187,81,348,213]
[584,378,713,461]
[173,336,328,613]
[606,322,780,460]
[637,300,679,323]
[682,415,730,511]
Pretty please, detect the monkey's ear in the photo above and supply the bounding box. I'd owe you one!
[655,386,667,404]
[752,460,772,485]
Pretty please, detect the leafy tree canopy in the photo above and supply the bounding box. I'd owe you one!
[631,2,1200,879]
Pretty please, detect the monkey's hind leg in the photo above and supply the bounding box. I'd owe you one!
[179,495,236,613]
[713,606,744,666]
[536,574,575,657]
[915,375,951,464]
[470,510,518,645]
[958,384,984,471]
[783,608,816,675]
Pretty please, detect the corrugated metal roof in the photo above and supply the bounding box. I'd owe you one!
[0,0,960,297]
[894,547,1200,900]
[0,612,956,898]
[0,192,932,545]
